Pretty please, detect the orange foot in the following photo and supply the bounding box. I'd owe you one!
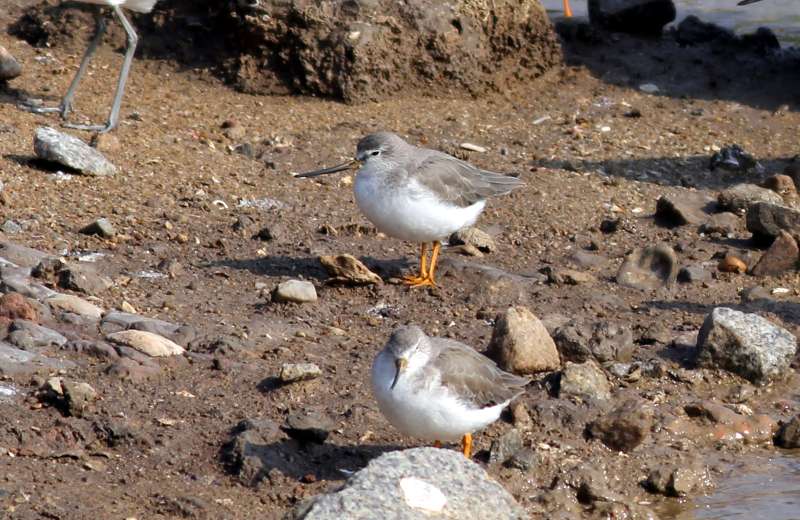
[402,274,436,288]
[461,433,473,458]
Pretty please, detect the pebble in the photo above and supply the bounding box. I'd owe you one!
[0,46,22,81]
[460,143,487,153]
[645,463,711,497]
[34,127,117,177]
[449,227,496,253]
[678,264,711,283]
[273,280,318,303]
[488,428,523,465]
[488,306,560,374]
[695,307,797,385]
[616,243,678,290]
[106,330,185,357]
[775,415,800,449]
[718,255,747,274]
[80,218,116,238]
[559,360,611,401]
[587,399,653,452]
[46,293,104,320]
[282,409,334,444]
[279,362,322,383]
[318,255,382,285]
[700,212,741,235]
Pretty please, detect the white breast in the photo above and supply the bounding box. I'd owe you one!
[354,169,485,243]
[371,351,507,442]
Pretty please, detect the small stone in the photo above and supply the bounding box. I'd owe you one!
[489,428,523,465]
[775,415,800,449]
[272,280,318,303]
[542,267,596,286]
[1,220,22,234]
[319,255,382,285]
[449,227,496,253]
[106,330,185,357]
[282,409,334,444]
[121,301,137,314]
[279,363,322,383]
[599,218,620,233]
[655,192,713,226]
[587,399,653,452]
[646,463,711,497]
[718,183,783,213]
[750,231,799,277]
[762,174,797,197]
[552,320,634,363]
[746,201,800,244]
[695,307,797,385]
[91,133,120,153]
[700,212,741,235]
[80,218,116,238]
[488,306,560,374]
[61,380,98,417]
[46,293,104,320]
[678,264,711,283]
[710,144,761,173]
[510,401,533,431]
[559,360,611,401]
[58,263,113,295]
[616,243,678,290]
[0,46,22,81]
[718,255,747,274]
[252,226,275,241]
[34,127,117,176]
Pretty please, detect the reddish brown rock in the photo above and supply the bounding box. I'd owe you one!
[0,293,39,323]
[750,230,799,277]
[718,255,747,274]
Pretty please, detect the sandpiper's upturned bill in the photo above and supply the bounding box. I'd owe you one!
[371,325,530,457]
[296,132,524,288]
[20,0,159,133]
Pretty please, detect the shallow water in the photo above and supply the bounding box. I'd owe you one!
[657,453,800,519]
[541,0,800,45]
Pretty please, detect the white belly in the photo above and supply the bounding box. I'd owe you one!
[354,172,485,242]
[77,0,158,12]
[371,351,505,442]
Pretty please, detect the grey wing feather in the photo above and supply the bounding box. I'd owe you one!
[412,150,524,207]
[427,338,530,409]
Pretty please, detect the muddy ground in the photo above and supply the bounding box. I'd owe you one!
[1,2,800,519]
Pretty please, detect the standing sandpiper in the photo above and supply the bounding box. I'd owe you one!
[371,325,529,457]
[296,132,524,287]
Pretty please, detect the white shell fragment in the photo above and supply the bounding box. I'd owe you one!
[459,142,487,153]
[400,477,447,513]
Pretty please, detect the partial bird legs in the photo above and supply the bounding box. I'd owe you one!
[563,0,573,17]
[21,6,139,133]
[461,433,472,458]
[402,241,441,288]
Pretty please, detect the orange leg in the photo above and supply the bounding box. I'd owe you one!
[433,440,442,449]
[402,243,429,285]
[461,433,472,458]
[404,241,440,288]
[563,0,573,17]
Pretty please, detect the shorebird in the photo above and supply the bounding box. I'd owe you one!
[296,132,524,288]
[371,325,529,458]
[21,0,158,133]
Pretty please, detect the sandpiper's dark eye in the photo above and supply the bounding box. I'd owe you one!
[371,150,380,156]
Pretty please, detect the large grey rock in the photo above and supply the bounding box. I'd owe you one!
[616,243,678,290]
[695,307,797,385]
[553,320,634,363]
[297,448,525,519]
[655,192,713,226]
[718,183,783,213]
[8,320,68,349]
[0,266,56,300]
[0,342,76,376]
[0,241,53,268]
[746,201,800,243]
[589,0,676,35]
[488,306,560,374]
[101,311,181,338]
[33,127,117,177]
[106,330,185,357]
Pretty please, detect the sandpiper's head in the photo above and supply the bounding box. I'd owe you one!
[385,324,432,389]
[355,132,408,163]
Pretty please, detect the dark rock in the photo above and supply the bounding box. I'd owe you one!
[553,320,634,363]
[645,462,711,497]
[58,263,113,295]
[750,230,799,277]
[710,144,761,173]
[282,409,333,444]
[655,192,713,226]
[61,380,98,417]
[587,399,653,452]
[747,201,800,245]
[489,428,523,465]
[700,212,741,235]
[588,0,676,34]
[740,27,780,53]
[563,464,621,503]
[9,320,67,348]
[718,183,783,213]
[696,307,797,385]
[599,218,620,233]
[34,127,117,176]
[62,340,119,359]
[678,264,711,283]
[775,415,800,449]
[252,226,276,241]
[505,448,537,472]
[616,243,678,290]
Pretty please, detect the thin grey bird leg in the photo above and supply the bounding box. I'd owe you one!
[66,5,138,133]
[21,9,107,118]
